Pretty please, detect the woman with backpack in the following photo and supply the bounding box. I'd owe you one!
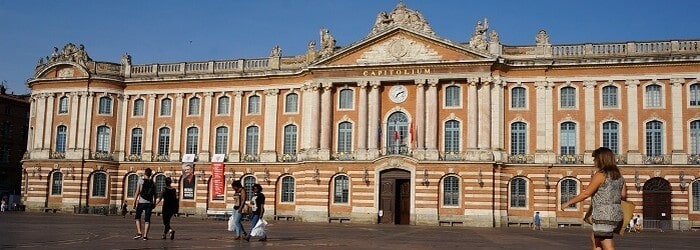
[133,168,156,240]
[155,177,178,240]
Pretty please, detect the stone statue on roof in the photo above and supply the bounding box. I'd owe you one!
[270,45,282,57]
[469,17,489,51]
[320,28,336,57]
[536,30,550,45]
[368,2,435,36]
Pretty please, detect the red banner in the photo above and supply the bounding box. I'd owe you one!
[211,163,225,200]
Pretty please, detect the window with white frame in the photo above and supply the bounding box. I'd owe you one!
[445,85,460,107]
[281,176,295,202]
[245,126,259,156]
[645,121,663,156]
[337,122,352,153]
[96,126,110,153]
[98,96,112,114]
[510,177,527,208]
[602,85,618,108]
[510,122,527,155]
[58,96,69,114]
[51,172,63,195]
[602,121,620,154]
[56,125,67,153]
[160,98,172,116]
[333,175,349,204]
[243,176,256,201]
[158,127,170,156]
[130,128,142,155]
[339,89,353,109]
[560,86,576,108]
[443,176,459,206]
[691,83,700,106]
[560,122,576,155]
[283,125,297,154]
[511,87,526,108]
[188,97,200,115]
[133,99,144,116]
[92,172,107,197]
[186,127,199,154]
[444,120,460,153]
[217,96,229,115]
[215,126,228,154]
[691,120,700,155]
[693,180,700,211]
[560,179,578,209]
[645,84,662,107]
[126,174,138,198]
[285,93,298,113]
[247,95,260,114]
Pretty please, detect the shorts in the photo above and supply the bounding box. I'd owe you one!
[134,203,154,223]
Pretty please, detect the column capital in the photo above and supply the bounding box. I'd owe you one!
[625,79,640,88]
[233,91,243,97]
[203,92,214,97]
[426,78,439,87]
[175,93,185,99]
[670,78,685,86]
[370,81,381,89]
[264,89,280,96]
[467,77,479,85]
[357,81,368,89]
[583,80,597,88]
[534,81,553,89]
[148,93,158,99]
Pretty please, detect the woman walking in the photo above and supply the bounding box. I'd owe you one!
[244,184,266,242]
[231,180,247,240]
[155,177,178,240]
[561,147,627,250]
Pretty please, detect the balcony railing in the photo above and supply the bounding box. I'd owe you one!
[384,145,409,156]
[557,154,584,164]
[441,151,462,161]
[332,151,355,161]
[153,154,170,162]
[92,151,113,161]
[126,154,142,162]
[643,154,672,165]
[49,151,65,159]
[279,153,297,162]
[241,154,259,163]
[615,154,627,165]
[507,154,535,164]
[689,155,700,165]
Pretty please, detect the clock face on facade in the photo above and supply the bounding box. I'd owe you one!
[389,85,408,103]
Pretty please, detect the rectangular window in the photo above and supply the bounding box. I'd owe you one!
[511,87,526,108]
[560,87,576,108]
[281,177,295,202]
[443,176,459,206]
[646,85,662,107]
[445,86,460,107]
[602,86,618,108]
[333,176,349,203]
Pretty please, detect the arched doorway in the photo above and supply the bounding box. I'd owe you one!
[386,112,409,155]
[642,177,672,230]
[379,169,411,225]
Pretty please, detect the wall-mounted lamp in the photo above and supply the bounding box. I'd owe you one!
[477,168,484,185]
[312,168,320,182]
[363,168,370,183]
[544,170,550,189]
[32,166,40,177]
[227,169,235,181]
[634,171,641,190]
[422,169,429,186]
[680,172,688,191]
[263,168,270,182]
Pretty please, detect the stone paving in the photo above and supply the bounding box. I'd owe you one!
[0,212,698,249]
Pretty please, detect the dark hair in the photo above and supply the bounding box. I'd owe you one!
[165,177,172,186]
[144,168,153,177]
[252,183,263,192]
[592,147,621,180]
[232,180,243,188]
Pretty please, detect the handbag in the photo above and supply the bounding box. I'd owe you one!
[227,215,235,231]
[250,219,268,237]
[616,200,635,235]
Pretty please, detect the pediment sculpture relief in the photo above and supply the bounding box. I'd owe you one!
[35,43,93,75]
[357,35,441,64]
[368,2,435,36]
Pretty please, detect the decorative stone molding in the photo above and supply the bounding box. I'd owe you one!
[357,35,441,64]
[368,2,435,36]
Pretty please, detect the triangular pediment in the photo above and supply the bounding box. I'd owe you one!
[315,28,493,66]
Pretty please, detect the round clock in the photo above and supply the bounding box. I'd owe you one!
[389,85,408,103]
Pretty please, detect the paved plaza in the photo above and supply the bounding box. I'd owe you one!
[0,212,698,249]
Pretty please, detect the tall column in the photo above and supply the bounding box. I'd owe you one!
[425,79,439,160]
[33,94,46,151]
[309,84,321,150]
[75,92,89,155]
[42,93,55,150]
[200,92,213,161]
[534,81,555,163]
[68,92,80,150]
[544,82,554,153]
[26,97,36,153]
[356,81,368,159]
[318,83,332,160]
[478,80,492,152]
[229,91,243,162]
[414,79,426,150]
[670,78,685,164]
[115,95,129,161]
[171,93,184,161]
[467,79,479,149]
[491,78,506,161]
[261,89,279,162]
[583,81,596,163]
[625,80,641,164]
[367,81,381,158]
[300,82,321,160]
[83,92,95,158]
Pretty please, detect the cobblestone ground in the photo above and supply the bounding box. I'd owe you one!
[0,212,698,249]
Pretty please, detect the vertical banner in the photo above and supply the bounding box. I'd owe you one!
[181,162,195,200]
[211,154,225,200]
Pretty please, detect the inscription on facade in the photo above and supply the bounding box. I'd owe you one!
[362,68,431,76]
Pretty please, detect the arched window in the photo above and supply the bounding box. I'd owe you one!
[217,96,230,115]
[243,176,256,201]
[602,85,618,108]
[645,84,662,107]
[333,175,349,204]
[339,89,353,109]
[247,95,260,114]
[693,180,700,211]
[92,172,107,197]
[186,127,199,154]
[96,126,110,153]
[245,126,259,156]
[283,125,297,154]
[510,177,527,208]
[58,96,69,114]
[285,93,298,113]
[160,98,172,116]
[510,122,527,155]
[154,174,166,199]
[443,176,459,206]
[132,99,144,116]
[511,87,526,108]
[281,176,295,202]
[51,172,63,195]
[602,121,620,154]
[215,126,228,154]
[158,127,171,156]
[386,112,409,154]
[560,122,576,155]
[445,85,460,107]
[337,122,353,153]
[645,121,663,156]
[56,125,67,153]
[560,86,576,108]
[130,128,143,155]
[560,179,578,209]
[188,97,200,115]
[126,174,139,198]
[691,120,700,155]
[444,120,460,153]
[98,96,112,114]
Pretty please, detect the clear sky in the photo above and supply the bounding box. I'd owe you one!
[2,0,699,95]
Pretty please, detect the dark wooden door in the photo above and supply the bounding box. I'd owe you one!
[397,179,411,224]
[643,177,672,221]
[379,179,395,224]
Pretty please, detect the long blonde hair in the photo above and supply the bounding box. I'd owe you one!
[592,147,621,180]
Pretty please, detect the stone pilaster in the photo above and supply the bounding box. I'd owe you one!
[143,94,157,161]
[199,92,213,162]
[670,78,686,164]
[491,78,506,162]
[114,94,129,161]
[625,80,641,164]
[534,81,555,163]
[68,92,80,150]
[42,93,55,150]
[424,79,439,160]
[318,83,332,160]
[367,81,381,159]
[229,91,243,162]
[583,80,596,164]
[478,79,492,151]
[171,93,184,161]
[467,79,478,150]
[261,89,279,162]
[356,81,369,160]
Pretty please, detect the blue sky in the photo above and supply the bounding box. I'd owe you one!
[2,0,699,95]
